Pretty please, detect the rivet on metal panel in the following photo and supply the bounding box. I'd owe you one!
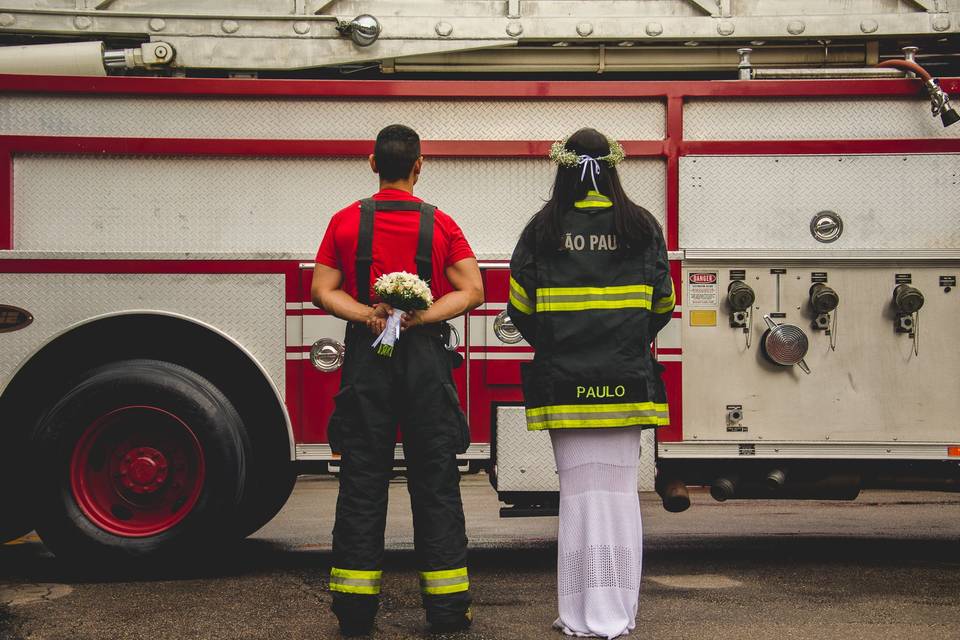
[860,19,879,34]
[0,13,14,27]
[576,22,594,37]
[221,19,240,34]
[506,21,523,37]
[74,15,92,30]
[932,15,951,32]
[435,21,453,37]
[646,22,663,37]
[148,18,166,32]
[293,21,310,34]
[786,20,805,35]
[717,21,735,36]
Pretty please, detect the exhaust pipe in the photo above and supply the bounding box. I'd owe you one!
[657,478,691,513]
[765,468,787,491]
[710,476,738,502]
[710,472,860,502]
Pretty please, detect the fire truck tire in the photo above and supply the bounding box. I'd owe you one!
[234,458,297,539]
[31,359,247,564]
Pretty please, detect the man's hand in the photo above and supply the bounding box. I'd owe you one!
[367,303,392,335]
[400,309,425,331]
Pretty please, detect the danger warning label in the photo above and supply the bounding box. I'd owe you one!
[687,271,719,308]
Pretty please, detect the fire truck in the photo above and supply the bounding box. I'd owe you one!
[1,0,959,562]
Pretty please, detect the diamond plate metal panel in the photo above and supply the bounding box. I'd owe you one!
[495,406,655,492]
[14,155,664,259]
[679,154,960,249]
[0,95,664,141]
[0,273,286,397]
[496,406,559,492]
[684,97,960,141]
[639,429,655,492]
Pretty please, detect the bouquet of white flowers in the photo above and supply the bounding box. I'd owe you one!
[371,271,433,357]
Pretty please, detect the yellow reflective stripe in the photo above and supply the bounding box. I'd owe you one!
[527,415,669,430]
[420,568,469,595]
[653,281,676,314]
[330,568,382,595]
[330,582,381,595]
[331,568,383,579]
[423,583,471,595]
[526,401,667,417]
[509,276,534,315]
[574,190,613,209]
[526,402,669,430]
[537,284,654,312]
[574,200,613,209]
[421,567,468,580]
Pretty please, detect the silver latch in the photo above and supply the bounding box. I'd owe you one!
[810,211,843,243]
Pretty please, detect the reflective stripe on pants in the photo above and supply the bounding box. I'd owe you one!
[330,568,382,595]
[420,567,469,595]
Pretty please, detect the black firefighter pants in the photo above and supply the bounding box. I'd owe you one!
[327,325,471,627]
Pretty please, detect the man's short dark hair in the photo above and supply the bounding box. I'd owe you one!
[374,124,421,181]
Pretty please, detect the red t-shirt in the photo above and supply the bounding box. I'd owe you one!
[315,188,475,301]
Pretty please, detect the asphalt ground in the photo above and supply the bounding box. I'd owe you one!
[2,475,960,640]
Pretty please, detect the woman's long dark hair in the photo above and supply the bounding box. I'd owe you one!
[524,128,661,254]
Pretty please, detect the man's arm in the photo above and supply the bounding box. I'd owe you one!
[311,263,389,334]
[402,257,484,329]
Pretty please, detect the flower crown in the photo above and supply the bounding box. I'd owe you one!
[549,136,626,168]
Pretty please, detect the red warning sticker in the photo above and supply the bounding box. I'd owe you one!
[689,272,718,285]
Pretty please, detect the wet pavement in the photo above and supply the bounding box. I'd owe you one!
[2,475,960,639]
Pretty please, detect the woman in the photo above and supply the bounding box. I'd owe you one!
[507,128,675,638]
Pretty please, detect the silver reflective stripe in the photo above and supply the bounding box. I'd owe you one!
[330,576,380,588]
[539,291,652,303]
[421,576,469,588]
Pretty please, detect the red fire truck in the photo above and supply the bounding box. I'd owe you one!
[2,1,959,562]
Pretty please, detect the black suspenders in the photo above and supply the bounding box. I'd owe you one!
[355,199,435,305]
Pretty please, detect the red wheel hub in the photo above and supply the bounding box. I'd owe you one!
[120,447,169,493]
[70,406,205,538]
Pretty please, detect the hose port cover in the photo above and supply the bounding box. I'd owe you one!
[762,323,809,366]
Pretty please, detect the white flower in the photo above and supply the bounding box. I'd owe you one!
[373,271,433,310]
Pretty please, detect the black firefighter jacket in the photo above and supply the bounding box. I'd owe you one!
[507,192,675,431]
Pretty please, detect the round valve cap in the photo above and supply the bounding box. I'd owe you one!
[894,284,925,314]
[727,280,756,311]
[809,283,840,314]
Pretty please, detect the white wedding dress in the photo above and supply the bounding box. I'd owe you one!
[550,428,644,639]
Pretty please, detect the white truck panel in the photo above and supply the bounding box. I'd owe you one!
[0,94,665,141]
[679,154,960,250]
[13,154,665,259]
[680,264,960,446]
[0,273,286,399]
[684,97,960,141]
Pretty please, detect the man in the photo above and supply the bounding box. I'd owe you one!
[312,124,484,636]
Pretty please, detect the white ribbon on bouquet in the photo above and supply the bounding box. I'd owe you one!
[371,308,405,357]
